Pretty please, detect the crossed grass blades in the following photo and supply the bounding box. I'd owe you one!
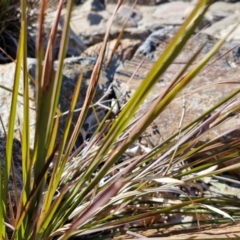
[1,0,240,239]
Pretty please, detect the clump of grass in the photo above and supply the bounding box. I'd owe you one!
[1,0,240,239]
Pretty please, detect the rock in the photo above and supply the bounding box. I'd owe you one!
[136,26,175,60]
[29,56,111,145]
[203,13,240,43]
[87,12,103,25]
[80,0,105,12]
[83,38,141,63]
[185,1,240,23]
[106,0,157,5]
[0,57,110,148]
[83,38,141,83]
[0,56,110,231]
[43,16,87,60]
[113,5,142,28]
[69,3,154,46]
[152,1,190,25]
[45,0,240,50]
[69,5,108,46]
[0,59,36,148]
[136,5,163,32]
[0,136,23,229]
[207,1,240,21]
[68,0,107,46]
[113,28,240,147]
[228,46,240,68]
[48,1,214,50]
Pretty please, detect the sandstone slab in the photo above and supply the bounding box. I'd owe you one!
[0,57,110,148]
[0,59,36,147]
[105,0,157,5]
[203,13,240,43]
[153,1,190,25]
[83,39,141,63]
[113,28,240,147]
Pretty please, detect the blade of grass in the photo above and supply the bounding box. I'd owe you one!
[106,0,137,69]
[35,0,47,114]
[3,0,28,236]
[64,0,125,156]
[28,0,66,236]
[38,72,83,233]
[21,0,30,205]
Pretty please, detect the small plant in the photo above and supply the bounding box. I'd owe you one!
[1,0,240,239]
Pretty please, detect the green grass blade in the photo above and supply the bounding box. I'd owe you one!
[4,5,26,237]
[0,158,4,237]
[21,0,30,204]
[38,73,83,232]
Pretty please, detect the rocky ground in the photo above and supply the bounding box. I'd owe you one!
[41,0,240,146]
[2,0,240,238]
[113,222,240,239]
[55,1,240,238]
[47,0,240,170]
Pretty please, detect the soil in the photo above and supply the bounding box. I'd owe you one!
[113,222,240,239]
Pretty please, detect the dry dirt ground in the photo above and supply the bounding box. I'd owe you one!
[113,222,240,239]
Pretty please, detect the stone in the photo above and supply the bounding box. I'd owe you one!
[83,38,141,63]
[137,27,175,60]
[185,1,240,23]
[69,3,152,46]
[203,13,240,43]
[207,1,240,20]
[228,46,240,68]
[152,1,190,25]
[0,57,110,148]
[0,137,23,219]
[113,28,240,147]
[69,5,108,46]
[43,16,87,60]
[45,0,240,50]
[87,12,103,25]
[113,5,142,28]
[105,0,157,5]
[79,0,105,12]
[136,5,162,32]
[83,38,141,82]
[29,56,111,145]
[66,0,107,47]
[0,56,110,232]
[0,59,36,148]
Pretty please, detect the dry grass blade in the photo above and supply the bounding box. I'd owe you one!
[61,181,124,240]
[198,204,234,222]
[106,0,137,69]
[65,0,125,155]
[35,0,47,98]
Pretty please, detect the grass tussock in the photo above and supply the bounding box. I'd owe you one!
[0,0,38,63]
[1,0,240,239]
